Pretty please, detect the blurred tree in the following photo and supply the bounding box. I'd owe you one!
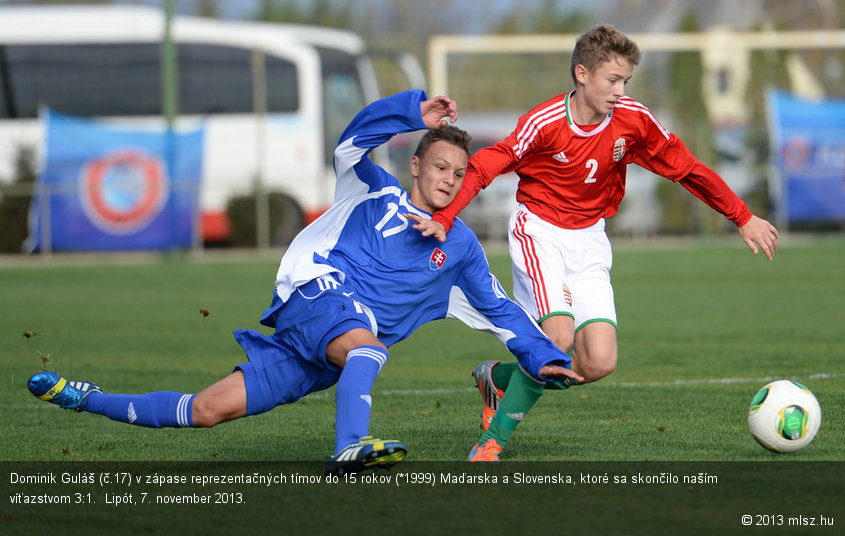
[445,1,591,111]
[256,0,352,29]
[495,0,588,34]
[657,9,715,235]
[0,145,36,253]
[196,0,221,18]
[256,0,305,22]
[745,22,791,222]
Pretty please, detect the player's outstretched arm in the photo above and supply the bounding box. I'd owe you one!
[738,214,779,260]
[404,213,447,243]
[420,95,458,129]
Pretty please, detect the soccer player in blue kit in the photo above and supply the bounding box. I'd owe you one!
[28,90,582,475]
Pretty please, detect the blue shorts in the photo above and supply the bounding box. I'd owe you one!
[233,275,376,415]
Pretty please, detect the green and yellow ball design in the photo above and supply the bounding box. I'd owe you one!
[776,405,808,440]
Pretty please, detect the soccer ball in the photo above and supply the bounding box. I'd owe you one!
[747,380,821,453]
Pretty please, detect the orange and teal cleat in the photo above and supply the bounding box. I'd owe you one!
[472,360,504,431]
[468,438,503,462]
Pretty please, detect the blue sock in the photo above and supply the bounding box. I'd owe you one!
[334,345,388,454]
[83,391,195,428]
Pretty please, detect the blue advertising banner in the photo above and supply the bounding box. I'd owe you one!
[26,110,204,251]
[767,89,845,223]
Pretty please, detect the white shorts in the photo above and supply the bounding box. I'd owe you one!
[508,204,616,331]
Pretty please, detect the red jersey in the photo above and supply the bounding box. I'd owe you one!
[433,91,751,231]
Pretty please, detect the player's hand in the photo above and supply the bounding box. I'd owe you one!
[738,214,779,260]
[539,365,584,383]
[404,213,447,242]
[420,95,458,129]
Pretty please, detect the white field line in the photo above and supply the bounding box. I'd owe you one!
[342,372,845,398]
[7,373,841,409]
[604,372,842,388]
[374,372,843,397]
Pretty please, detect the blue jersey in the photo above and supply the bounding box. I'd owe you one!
[263,90,570,381]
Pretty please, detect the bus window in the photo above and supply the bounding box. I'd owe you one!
[263,54,300,113]
[0,5,384,247]
[0,42,302,119]
[0,44,161,118]
[318,47,366,166]
[0,47,16,118]
[179,44,254,115]
[179,43,298,115]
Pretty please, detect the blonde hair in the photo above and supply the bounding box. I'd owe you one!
[570,25,641,84]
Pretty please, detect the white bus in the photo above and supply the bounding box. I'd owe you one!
[0,5,381,244]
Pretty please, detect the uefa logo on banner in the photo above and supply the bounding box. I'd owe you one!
[780,136,812,171]
[79,150,169,234]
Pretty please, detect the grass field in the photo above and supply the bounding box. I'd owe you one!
[2,237,844,534]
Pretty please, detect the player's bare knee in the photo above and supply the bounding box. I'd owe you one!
[577,351,617,382]
[191,398,222,428]
[587,359,617,381]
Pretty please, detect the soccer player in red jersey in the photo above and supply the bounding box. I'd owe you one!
[410,24,779,462]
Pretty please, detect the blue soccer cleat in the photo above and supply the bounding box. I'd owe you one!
[324,436,408,476]
[28,371,100,412]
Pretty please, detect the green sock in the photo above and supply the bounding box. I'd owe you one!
[491,361,578,391]
[491,361,517,389]
[546,378,580,390]
[479,366,545,447]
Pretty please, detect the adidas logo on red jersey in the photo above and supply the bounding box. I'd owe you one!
[552,151,569,163]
